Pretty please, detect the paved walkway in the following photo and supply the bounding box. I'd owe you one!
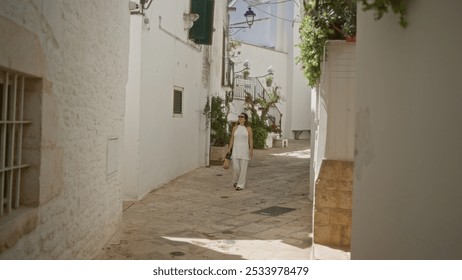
[96,139,341,260]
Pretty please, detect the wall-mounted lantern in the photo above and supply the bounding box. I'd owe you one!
[244,7,256,28]
[230,6,257,35]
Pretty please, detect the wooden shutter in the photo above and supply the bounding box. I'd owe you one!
[173,89,183,115]
[188,0,215,45]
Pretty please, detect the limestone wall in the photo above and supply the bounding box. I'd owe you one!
[0,1,129,259]
[352,1,462,259]
[314,160,353,249]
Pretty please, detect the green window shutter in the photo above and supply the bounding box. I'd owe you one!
[188,0,215,45]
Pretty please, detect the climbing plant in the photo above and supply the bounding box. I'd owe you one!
[297,0,409,87]
[360,0,408,28]
[297,0,357,87]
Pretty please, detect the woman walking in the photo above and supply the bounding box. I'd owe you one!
[228,113,253,190]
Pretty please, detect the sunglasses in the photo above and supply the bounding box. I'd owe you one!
[238,116,245,118]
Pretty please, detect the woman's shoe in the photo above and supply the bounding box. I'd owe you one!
[233,183,237,189]
[235,186,244,191]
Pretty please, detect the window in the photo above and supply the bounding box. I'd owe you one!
[188,0,215,45]
[0,70,30,218]
[173,87,183,117]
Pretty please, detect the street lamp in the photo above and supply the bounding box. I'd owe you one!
[229,7,257,35]
[244,7,256,27]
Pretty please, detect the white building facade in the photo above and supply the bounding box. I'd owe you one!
[124,0,230,200]
[229,0,311,139]
[0,0,230,259]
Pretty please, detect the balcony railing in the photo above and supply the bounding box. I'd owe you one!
[232,76,282,134]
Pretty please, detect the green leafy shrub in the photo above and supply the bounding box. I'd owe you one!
[204,96,230,147]
[297,0,408,87]
[252,125,268,149]
[297,0,356,87]
[360,0,408,27]
[244,87,282,149]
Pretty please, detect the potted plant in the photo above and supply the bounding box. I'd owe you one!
[243,69,250,80]
[204,96,231,164]
[265,75,273,87]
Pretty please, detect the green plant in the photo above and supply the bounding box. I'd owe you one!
[244,87,283,149]
[297,0,408,87]
[297,0,357,87]
[243,69,250,79]
[252,126,268,149]
[360,0,408,27]
[265,75,273,87]
[203,97,211,127]
[297,12,329,87]
[204,96,230,146]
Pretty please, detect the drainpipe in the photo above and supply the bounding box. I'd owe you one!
[205,46,211,167]
[205,95,211,167]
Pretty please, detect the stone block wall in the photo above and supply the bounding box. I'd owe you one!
[314,160,353,249]
[0,1,129,259]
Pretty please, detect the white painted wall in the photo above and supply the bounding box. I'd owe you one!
[124,15,142,199]
[352,1,462,259]
[230,0,311,139]
[231,43,287,127]
[124,0,228,199]
[310,41,356,199]
[290,13,311,139]
[309,87,321,199]
[0,1,129,259]
[324,42,356,160]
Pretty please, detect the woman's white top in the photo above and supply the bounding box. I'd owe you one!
[232,125,250,160]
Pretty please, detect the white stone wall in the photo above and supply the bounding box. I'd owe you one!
[123,0,229,199]
[352,1,462,259]
[0,1,129,259]
[323,42,356,160]
[231,43,288,126]
[310,41,356,200]
[290,10,311,139]
[230,0,311,140]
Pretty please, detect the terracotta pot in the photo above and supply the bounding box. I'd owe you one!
[346,35,356,42]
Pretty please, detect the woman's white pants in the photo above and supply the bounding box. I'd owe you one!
[232,158,249,189]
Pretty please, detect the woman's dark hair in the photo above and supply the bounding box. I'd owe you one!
[240,112,249,127]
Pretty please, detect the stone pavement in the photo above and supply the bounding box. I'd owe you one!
[95,139,349,260]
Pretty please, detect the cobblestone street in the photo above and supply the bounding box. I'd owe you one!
[96,139,315,260]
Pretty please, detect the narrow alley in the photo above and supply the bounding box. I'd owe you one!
[96,139,312,260]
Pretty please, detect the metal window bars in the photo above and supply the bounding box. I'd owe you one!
[233,76,267,100]
[0,70,30,217]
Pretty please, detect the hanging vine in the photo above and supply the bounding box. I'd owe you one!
[297,0,357,87]
[297,0,409,87]
[360,0,409,28]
